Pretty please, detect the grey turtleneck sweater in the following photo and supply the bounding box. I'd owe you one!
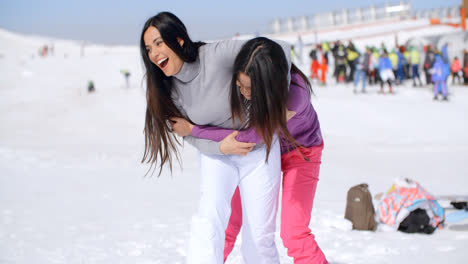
[172,39,291,155]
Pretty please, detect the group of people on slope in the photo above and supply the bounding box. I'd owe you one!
[311,40,466,101]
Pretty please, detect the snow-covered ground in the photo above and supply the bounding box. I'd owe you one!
[1,20,468,264]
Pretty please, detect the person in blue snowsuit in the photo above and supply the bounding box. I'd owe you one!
[431,54,450,100]
[378,50,394,93]
[396,50,406,84]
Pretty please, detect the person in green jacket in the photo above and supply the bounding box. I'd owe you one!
[346,41,359,82]
[370,47,381,85]
[403,47,411,79]
[321,41,330,65]
[389,49,398,84]
[409,47,423,87]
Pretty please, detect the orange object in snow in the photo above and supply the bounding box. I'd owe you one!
[320,60,328,84]
[430,18,441,25]
[310,60,319,79]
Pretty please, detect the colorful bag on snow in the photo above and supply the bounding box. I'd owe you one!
[376,178,444,231]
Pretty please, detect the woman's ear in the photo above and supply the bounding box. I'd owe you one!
[177,37,184,47]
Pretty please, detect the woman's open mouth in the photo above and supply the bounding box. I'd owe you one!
[157,57,169,69]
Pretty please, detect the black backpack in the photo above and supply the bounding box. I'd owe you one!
[398,208,436,234]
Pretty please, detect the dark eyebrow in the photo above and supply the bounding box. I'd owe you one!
[145,36,162,48]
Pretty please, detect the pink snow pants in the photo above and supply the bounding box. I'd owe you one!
[223,142,328,264]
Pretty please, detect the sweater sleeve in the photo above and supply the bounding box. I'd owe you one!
[191,125,263,143]
[183,135,223,155]
[171,91,224,155]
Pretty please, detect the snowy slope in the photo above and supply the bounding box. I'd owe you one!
[1,21,468,264]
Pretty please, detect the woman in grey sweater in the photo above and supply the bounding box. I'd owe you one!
[140,12,290,263]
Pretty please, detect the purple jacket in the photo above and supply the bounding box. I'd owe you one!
[191,72,323,154]
[431,55,449,82]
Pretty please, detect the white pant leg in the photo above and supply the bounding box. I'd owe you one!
[234,139,282,264]
[187,154,239,264]
[380,69,395,82]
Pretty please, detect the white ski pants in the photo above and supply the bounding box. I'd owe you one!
[187,140,281,264]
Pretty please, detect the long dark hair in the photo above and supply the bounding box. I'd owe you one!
[230,37,310,160]
[140,12,204,176]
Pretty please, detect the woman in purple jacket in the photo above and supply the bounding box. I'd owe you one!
[172,37,328,264]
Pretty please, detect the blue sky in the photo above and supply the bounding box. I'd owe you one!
[0,0,461,45]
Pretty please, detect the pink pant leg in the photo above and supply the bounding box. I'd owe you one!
[280,144,328,264]
[223,186,242,262]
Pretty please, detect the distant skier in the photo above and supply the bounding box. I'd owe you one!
[396,49,406,85]
[41,45,48,57]
[430,54,450,101]
[423,45,435,85]
[401,46,410,79]
[335,45,347,83]
[353,47,372,93]
[87,80,95,93]
[409,47,423,87]
[450,57,461,85]
[309,49,319,80]
[378,50,394,94]
[319,54,328,85]
[369,47,380,85]
[290,45,300,65]
[332,40,345,79]
[389,49,398,83]
[321,41,330,65]
[346,41,359,82]
[120,69,131,88]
